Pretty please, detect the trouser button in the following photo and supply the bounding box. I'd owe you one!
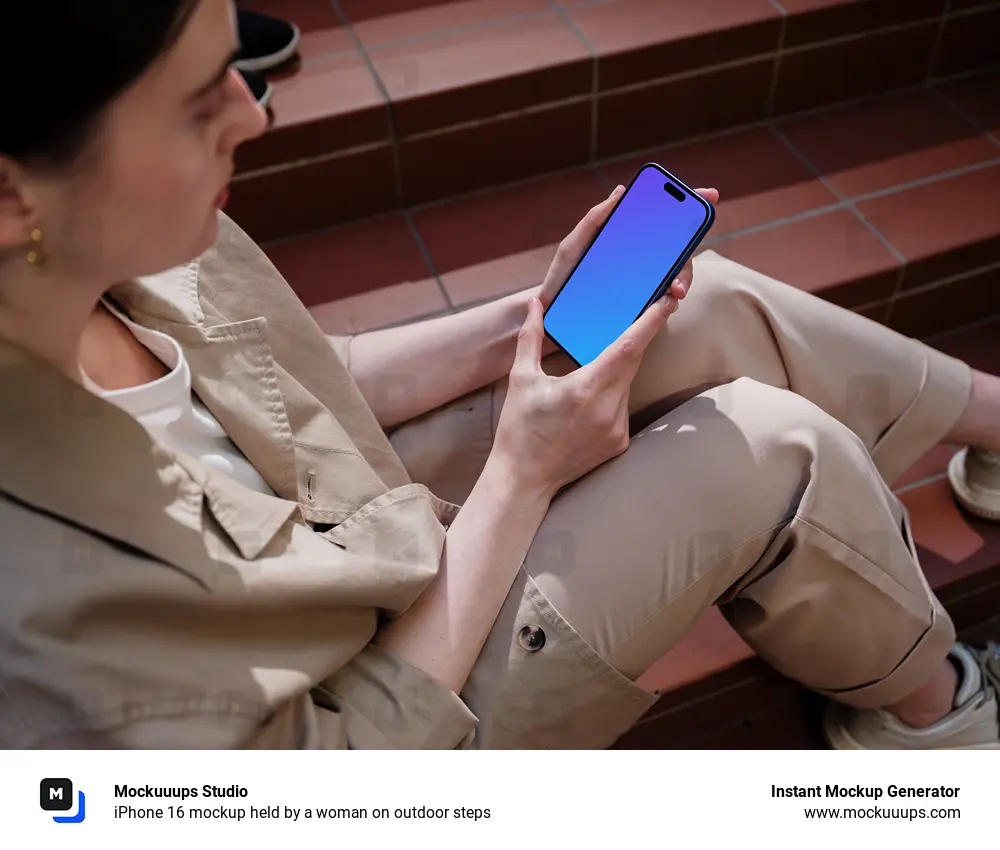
[517,625,546,652]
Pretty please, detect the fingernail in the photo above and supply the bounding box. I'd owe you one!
[611,184,625,198]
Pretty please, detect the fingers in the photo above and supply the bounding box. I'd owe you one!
[557,184,625,263]
[586,295,671,387]
[670,264,694,300]
[697,187,719,205]
[512,296,546,377]
[669,188,717,300]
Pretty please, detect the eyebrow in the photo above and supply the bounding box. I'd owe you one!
[186,48,241,103]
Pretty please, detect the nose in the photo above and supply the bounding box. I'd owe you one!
[228,67,269,147]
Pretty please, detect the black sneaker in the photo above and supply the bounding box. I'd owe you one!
[234,9,301,73]
[239,68,273,109]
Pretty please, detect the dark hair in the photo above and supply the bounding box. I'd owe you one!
[4,0,200,168]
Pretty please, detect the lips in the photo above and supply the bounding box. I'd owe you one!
[214,187,230,208]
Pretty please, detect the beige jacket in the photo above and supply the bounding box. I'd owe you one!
[0,214,478,749]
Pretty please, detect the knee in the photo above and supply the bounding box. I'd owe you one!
[718,378,867,463]
[674,252,773,346]
[688,251,743,307]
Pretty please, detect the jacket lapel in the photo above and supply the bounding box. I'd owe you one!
[0,339,297,579]
[112,233,404,526]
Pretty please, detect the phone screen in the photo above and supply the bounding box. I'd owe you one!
[543,164,714,366]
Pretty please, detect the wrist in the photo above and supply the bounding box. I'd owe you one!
[481,452,557,514]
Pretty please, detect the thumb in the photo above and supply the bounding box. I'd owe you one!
[513,296,545,375]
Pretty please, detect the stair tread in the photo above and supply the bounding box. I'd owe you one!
[231,0,999,227]
[239,0,976,157]
[260,79,1000,338]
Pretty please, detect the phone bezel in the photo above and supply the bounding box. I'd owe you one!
[542,162,716,367]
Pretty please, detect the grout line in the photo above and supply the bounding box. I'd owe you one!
[545,0,601,162]
[368,93,594,146]
[234,139,390,182]
[882,267,908,325]
[336,305,458,336]
[851,296,893,313]
[594,66,998,176]
[925,0,952,82]
[851,155,1000,204]
[893,471,950,496]
[899,258,1000,299]
[771,124,910,268]
[289,2,969,76]
[353,6,942,59]
[346,8,554,53]
[946,0,1000,17]
[250,56,998,183]
[925,309,1000,343]
[329,1,405,203]
[700,201,847,247]
[771,122,1000,314]
[402,210,454,310]
[260,147,1000,259]
[765,12,788,116]
[292,1,969,73]
[931,77,1000,149]
[704,157,1000,249]
[403,153,604,215]
[594,51,779,100]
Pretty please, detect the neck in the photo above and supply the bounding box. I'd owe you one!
[0,256,107,383]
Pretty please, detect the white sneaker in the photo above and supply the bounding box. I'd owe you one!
[823,643,1000,749]
[949,447,1000,520]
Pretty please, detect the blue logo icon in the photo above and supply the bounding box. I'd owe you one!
[40,779,86,823]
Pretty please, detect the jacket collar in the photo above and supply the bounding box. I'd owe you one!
[0,336,297,566]
[109,257,399,525]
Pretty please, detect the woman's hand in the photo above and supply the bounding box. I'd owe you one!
[538,185,720,310]
[487,293,671,501]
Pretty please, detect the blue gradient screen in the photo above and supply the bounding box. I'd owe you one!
[544,166,713,366]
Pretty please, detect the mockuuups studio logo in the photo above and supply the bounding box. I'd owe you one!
[40,778,86,823]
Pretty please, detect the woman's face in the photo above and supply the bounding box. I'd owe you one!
[23,0,267,283]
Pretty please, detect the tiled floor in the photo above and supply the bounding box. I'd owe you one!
[232,0,1000,240]
[258,73,1000,339]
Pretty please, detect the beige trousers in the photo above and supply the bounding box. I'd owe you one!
[388,250,973,748]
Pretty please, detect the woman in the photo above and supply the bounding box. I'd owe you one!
[1,0,997,750]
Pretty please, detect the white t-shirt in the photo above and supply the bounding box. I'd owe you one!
[82,301,277,498]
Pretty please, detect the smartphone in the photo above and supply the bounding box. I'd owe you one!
[543,163,715,366]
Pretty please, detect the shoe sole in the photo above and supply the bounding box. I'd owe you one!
[257,79,274,110]
[947,448,1000,521]
[823,704,1000,750]
[233,25,301,73]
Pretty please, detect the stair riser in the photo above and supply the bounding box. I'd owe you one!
[229,6,1000,241]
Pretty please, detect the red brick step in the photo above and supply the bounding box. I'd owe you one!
[263,73,1000,341]
[230,0,1000,241]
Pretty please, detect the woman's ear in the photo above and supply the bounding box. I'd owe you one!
[0,158,35,252]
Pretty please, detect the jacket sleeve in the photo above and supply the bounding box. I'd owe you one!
[318,643,477,749]
[1,476,479,751]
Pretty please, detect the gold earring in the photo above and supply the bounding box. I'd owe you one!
[25,228,47,267]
